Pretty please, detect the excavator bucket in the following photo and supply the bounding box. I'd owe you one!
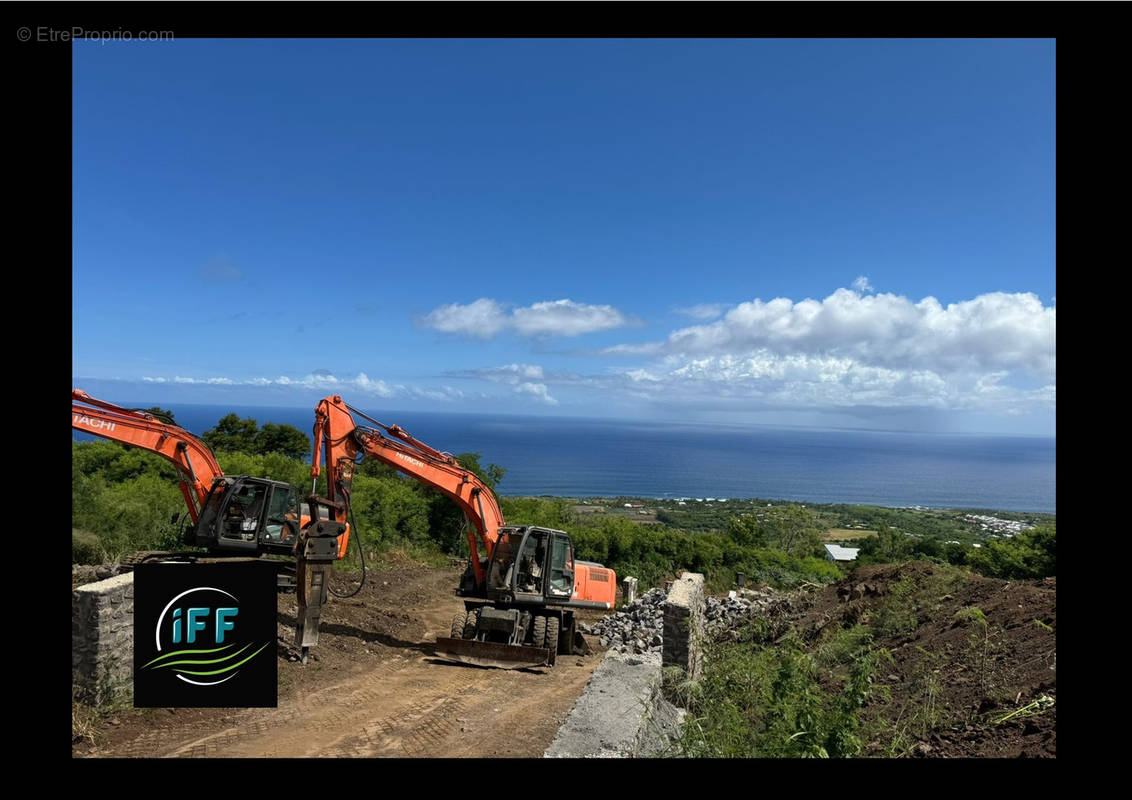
[433,637,555,670]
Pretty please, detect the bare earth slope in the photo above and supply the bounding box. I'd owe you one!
[785,562,1056,757]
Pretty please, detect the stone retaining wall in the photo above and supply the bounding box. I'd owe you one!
[72,573,134,705]
[548,572,710,757]
[662,571,705,680]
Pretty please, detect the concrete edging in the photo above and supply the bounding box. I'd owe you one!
[543,649,685,758]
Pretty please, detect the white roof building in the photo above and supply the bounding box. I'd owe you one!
[824,544,860,563]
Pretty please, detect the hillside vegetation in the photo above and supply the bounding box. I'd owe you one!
[73,413,1055,758]
[72,411,1054,592]
[672,562,1055,757]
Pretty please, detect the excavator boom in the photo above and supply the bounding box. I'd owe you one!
[72,390,224,523]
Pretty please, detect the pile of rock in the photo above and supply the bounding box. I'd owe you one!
[582,585,788,655]
[582,588,668,655]
[704,587,781,635]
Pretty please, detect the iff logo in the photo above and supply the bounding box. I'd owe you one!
[134,563,277,707]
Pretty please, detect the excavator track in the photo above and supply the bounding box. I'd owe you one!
[117,550,196,572]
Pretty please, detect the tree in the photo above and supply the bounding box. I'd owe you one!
[857,523,913,565]
[765,504,824,558]
[967,524,1055,579]
[256,422,311,459]
[726,515,767,548]
[202,414,310,458]
[203,413,259,453]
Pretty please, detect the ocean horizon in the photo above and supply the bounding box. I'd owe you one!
[73,402,1056,514]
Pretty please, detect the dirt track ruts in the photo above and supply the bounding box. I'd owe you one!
[79,564,601,758]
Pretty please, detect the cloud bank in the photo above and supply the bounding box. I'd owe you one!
[142,372,465,402]
[420,298,634,339]
[608,289,1054,379]
[451,363,559,405]
[458,288,1055,419]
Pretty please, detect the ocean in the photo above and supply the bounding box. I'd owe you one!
[74,403,1056,514]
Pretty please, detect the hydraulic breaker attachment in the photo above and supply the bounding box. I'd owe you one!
[295,514,346,663]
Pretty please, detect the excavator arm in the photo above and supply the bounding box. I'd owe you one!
[310,395,506,589]
[72,389,224,524]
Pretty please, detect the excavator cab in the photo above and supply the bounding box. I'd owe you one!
[191,476,303,555]
[486,526,574,604]
[438,525,586,669]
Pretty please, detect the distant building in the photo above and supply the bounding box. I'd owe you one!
[824,544,860,563]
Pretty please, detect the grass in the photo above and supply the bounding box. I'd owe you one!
[335,539,454,573]
[881,645,950,756]
[671,622,890,758]
[72,674,138,749]
[822,529,878,542]
[72,701,99,746]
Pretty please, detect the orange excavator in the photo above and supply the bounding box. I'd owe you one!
[309,395,617,668]
[73,389,616,668]
[71,390,349,637]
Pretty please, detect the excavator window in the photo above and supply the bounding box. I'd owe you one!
[265,484,301,543]
[517,533,546,594]
[488,532,518,592]
[222,483,268,541]
[195,481,229,542]
[548,537,573,597]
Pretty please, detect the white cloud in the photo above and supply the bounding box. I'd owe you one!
[514,382,558,405]
[419,298,508,339]
[675,303,727,320]
[134,372,460,402]
[852,275,874,294]
[451,364,558,404]
[636,289,1054,379]
[557,286,1056,418]
[457,364,545,385]
[421,298,633,338]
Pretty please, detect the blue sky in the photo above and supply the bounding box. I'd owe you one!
[72,38,1055,435]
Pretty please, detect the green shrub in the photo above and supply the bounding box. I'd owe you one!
[676,630,887,758]
[72,529,102,565]
[967,524,1055,579]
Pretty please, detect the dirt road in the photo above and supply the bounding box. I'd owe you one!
[74,557,601,758]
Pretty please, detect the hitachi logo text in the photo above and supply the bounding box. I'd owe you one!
[74,415,115,431]
[395,452,426,469]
